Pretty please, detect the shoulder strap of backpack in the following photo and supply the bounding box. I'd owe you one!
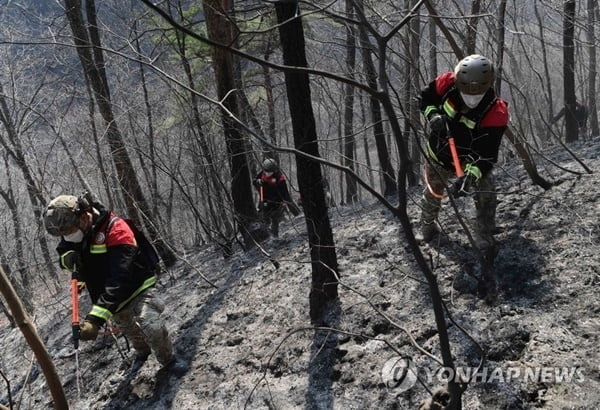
[106,216,161,271]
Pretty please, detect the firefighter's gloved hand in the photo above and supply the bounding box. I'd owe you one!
[428,113,447,138]
[80,320,99,341]
[450,174,476,197]
[60,250,81,272]
[254,178,263,186]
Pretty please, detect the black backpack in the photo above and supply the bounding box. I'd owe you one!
[107,216,161,272]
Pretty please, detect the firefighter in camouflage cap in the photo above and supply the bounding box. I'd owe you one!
[43,193,186,377]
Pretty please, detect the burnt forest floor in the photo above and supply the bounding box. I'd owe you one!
[1,137,599,409]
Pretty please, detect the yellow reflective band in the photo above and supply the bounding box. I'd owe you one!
[116,275,157,313]
[459,116,476,129]
[443,100,458,118]
[465,164,482,180]
[90,244,107,254]
[426,142,441,164]
[424,106,438,118]
[60,251,76,269]
[89,305,112,322]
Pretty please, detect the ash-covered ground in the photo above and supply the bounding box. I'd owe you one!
[1,137,599,409]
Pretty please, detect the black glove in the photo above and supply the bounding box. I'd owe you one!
[60,250,81,272]
[450,174,476,197]
[253,177,264,188]
[428,113,447,138]
[80,320,99,341]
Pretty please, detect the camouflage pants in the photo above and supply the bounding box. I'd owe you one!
[421,161,497,247]
[111,287,173,366]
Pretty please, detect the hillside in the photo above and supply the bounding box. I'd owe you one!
[1,137,599,409]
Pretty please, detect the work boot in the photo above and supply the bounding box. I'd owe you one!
[158,355,188,378]
[415,223,439,244]
[132,350,150,370]
[120,350,150,372]
[473,233,496,252]
[477,277,498,304]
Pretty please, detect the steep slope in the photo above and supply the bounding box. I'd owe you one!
[1,137,598,409]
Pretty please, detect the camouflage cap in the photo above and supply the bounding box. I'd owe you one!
[44,195,80,236]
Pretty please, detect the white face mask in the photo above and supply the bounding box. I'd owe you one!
[63,229,85,243]
[264,171,274,177]
[460,92,485,109]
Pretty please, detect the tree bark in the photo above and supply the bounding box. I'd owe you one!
[563,0,578,142]
[356,0,397,196]
[535,1,555,122]
[275,0,339,323]
[494,0,507,95]
[202,0,260,246]
[343,2,358,203]
[263,45,278,147]
[428,14,438,77]
[0,266,68,410]
[465,0,481,54]
[587,0,599,137]
[407,0,421,187]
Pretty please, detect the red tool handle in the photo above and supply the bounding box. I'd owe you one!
[259,185,264,202]
[71,277,80,349]
[448,137,464,177]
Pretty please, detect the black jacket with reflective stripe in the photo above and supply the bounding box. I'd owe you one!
[420,71,509,175]
[56,208,156,324]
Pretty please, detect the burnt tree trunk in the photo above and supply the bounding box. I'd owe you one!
[587,0,599,137]
[563,0,578,142]
[356,0,397,196]
[0,266,68,409]
[343,1,358,203]
[203,0,260,246]
[275,0,339,323]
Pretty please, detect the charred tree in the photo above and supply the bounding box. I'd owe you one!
[275,0,339,323]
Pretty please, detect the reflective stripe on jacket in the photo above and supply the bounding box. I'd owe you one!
[56,210,157,325]
[420,71,509,176]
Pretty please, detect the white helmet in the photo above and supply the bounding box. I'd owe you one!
[262,158,277,172]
